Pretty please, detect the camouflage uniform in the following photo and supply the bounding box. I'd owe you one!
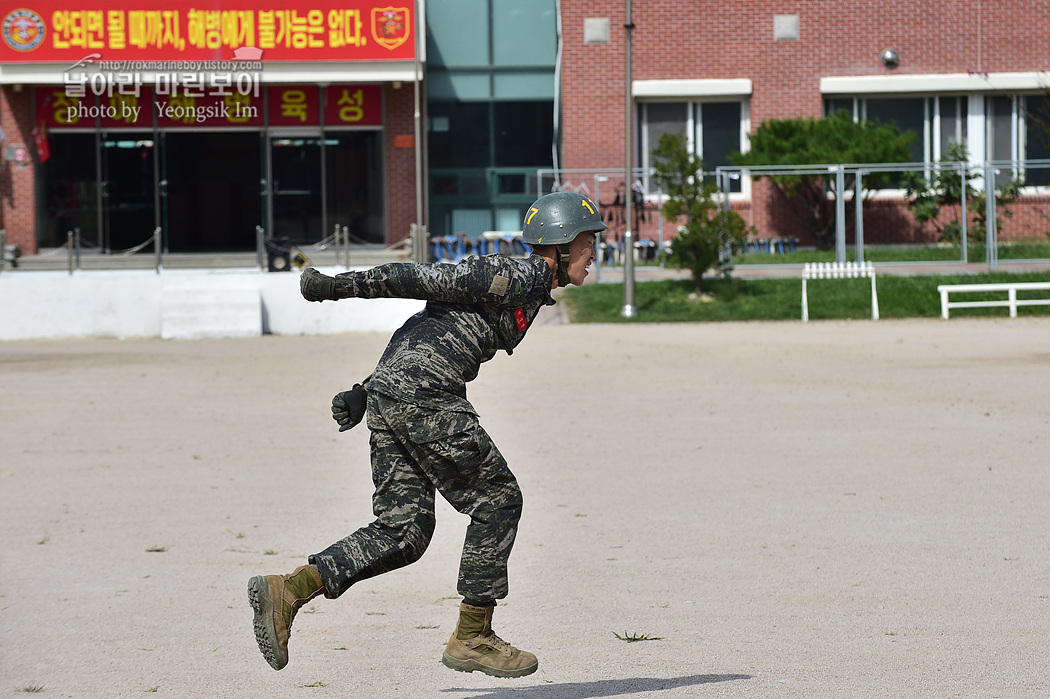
[309,253,555,602]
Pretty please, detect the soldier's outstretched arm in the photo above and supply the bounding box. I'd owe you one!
[300,258,529,305]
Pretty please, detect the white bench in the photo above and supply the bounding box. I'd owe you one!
[937,282,1050,319]
[801,261,879,322]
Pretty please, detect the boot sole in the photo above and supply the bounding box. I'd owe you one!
[441,651,538,678]
[247,576,286,671]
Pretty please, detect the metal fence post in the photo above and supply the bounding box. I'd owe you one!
[67,230,74,275]
[154,227,163,273]
[985,164,998,272]
[256,225,265,270]
[0,228,6,276]
[657,186,664,265]
[854,169,864,262]
[834,165,846,264]
[960,164,968,264]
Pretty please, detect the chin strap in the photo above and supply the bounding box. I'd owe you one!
[556,245,572,287]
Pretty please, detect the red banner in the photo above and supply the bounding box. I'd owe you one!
[155,89,264,127]
[37,83,284,129]
[1,2,414,62]
[267,85,320,126]
[324,84,380,126]
[36,86,96,127]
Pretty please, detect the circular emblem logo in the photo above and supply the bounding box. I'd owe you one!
[3,9,46,52]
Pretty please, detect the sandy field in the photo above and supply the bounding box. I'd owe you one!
[1,317,1048,698]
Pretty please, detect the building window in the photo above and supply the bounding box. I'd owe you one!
[637,100,747,193]
[825,94,1049,186]
[988,94,1050,186]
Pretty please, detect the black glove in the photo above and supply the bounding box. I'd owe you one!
[332,384,367,432]
[300,267,336,302]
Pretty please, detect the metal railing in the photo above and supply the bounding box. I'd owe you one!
[715,159,1050,272]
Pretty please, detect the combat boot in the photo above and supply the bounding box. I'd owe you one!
[247,564,325,670]
[442,602,538,678]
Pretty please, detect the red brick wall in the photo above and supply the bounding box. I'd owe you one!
[0,87,36,253]
[384,82,420,245]
[561,0,1050,245]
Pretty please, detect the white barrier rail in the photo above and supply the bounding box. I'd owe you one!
[802,261,879,322]
[937,282,1050,319]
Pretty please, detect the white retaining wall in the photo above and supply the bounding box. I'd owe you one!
[0,267,424,341]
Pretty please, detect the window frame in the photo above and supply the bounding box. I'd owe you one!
[636,97,751,200]
[823,71,1050,193]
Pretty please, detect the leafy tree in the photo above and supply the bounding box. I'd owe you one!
[905,143,1023,245]
[651,133,753,293]
[731,110,915,250]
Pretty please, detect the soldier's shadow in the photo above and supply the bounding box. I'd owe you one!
[444,673,752,698]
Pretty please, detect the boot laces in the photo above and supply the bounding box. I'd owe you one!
[482,631,510,653]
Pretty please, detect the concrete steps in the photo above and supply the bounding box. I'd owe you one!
[161,272,261,339]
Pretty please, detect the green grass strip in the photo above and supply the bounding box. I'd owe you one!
[561,271,1050,323]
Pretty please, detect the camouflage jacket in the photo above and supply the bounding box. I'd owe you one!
[333,254,555,413]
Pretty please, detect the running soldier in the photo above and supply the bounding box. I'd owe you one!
[248,192,607,678]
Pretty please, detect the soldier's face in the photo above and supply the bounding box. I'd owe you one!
[565,232,597,286]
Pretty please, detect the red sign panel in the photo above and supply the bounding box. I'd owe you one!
[36,86,96,127]
[36,83,265,127]
[1,2,414,62]
[99,86,152,127]
[267,85,320,126]
[324,84,380,126]
[155,90,263,127]
[36,83,375,128]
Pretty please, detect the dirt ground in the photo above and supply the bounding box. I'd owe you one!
[1,318,1048,698]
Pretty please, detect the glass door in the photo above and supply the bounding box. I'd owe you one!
[38,132,100,250]
[269,133,322,244]
[100,131,156,252]
[161,131,264,251]
[325,130,383,243]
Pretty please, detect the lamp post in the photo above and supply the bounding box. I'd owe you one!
[621,0,636,318]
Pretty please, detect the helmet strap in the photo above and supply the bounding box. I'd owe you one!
[556,245,572,287]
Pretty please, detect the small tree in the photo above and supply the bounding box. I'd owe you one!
[905,143,1023,245]
[651,133,752,293]
[731,110,915,250]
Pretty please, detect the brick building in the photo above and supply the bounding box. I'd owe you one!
[0,2,422,256]
[559,0,1050,248]
[4,1,1048,257]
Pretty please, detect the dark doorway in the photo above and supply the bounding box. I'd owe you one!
[39,132,99,249]
[101,132,155,252]
[325,131,383,244]
[162,131,263,252]
[270,135,322,244]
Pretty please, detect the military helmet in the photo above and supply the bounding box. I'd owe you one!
[521,192,607,246]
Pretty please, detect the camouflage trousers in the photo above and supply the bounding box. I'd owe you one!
[309,391,523,602]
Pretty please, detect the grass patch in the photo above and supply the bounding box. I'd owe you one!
[19,686,46,694]
[562,271,1050,323]
[145,546,167,553]
[613,631,664,643]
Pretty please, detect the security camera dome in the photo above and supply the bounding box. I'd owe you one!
[881,48,900,69]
